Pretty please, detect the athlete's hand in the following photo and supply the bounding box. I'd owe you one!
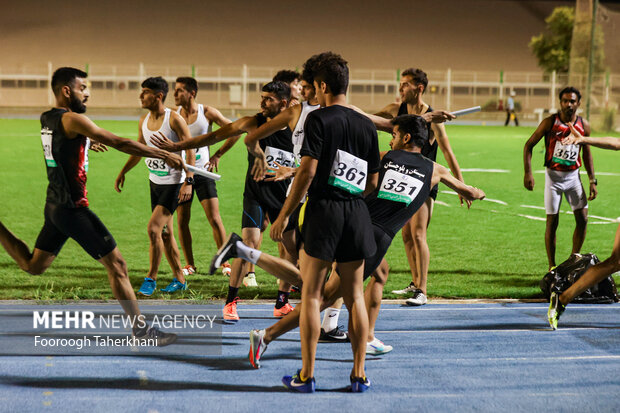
[251,156,268,182]
[588,182,598,201]
[562,123,585,146]
[179,182,192,202]
[89,141,108,152]
[289,98,301,107]
[475,187,486,200]
[458,194,473,209]
[163,152,187,172]
[208,154,220,172]
[114,174,125,193]
[265,163,295,182]
[151,132,179,152]
[524,173,535,191]
[270,216,289,242]
[424,110,456,124]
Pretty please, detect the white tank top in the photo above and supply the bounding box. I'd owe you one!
[142,108,186,184]
[177,104,210,169]
[292,101,320,164]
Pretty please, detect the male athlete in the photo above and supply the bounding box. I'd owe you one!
[523,87,597,270]
[0,67,182,344]
[151,81,298,322]
[173,77,231,276]
[115,77,195,295]
[273,70,302,106]
[375,68,468,306]
[548,125,619,329]
[267,52,380,393]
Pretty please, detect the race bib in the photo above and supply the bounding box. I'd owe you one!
[265,146,296,169]
[41,127,56,167]
[552,141,579,166]
[377,169,424,205]
[328,149,367,194]
[145,158,169,176]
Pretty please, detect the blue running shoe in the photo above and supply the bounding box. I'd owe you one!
[350,376,371,393]
[282,370,315,393]
[160,278,188,293]
[138,278,156,296]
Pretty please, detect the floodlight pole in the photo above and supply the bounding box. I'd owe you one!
[585,0,599,120]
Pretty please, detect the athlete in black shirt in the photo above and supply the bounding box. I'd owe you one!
[0,67,184,344]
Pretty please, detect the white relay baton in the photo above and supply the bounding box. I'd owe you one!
[186,164,221,181]
[450,106,481,117]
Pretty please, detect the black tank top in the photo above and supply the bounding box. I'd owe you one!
[397,102,438,161]
[365,150,434,237]
[243,113,294,209]
[40,108,89,208]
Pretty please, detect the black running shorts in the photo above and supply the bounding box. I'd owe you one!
[242,194,295,232]
[300,198,376,262]
[34,203,117,260]
[150,181,182,213]
[179,175,218,206]
[363,225,393,280]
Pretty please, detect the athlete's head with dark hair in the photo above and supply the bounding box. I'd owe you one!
[401,68,428,92]
[176,77,198,95]
[558,86,581,102]
[273,70,300,84]
[390,114,428,150]
[51,67,90,113]
[141,77,169,101]
[312,52,349,99]
[260,81,291,117]
[301,54,321,85]
[174,77,198,107]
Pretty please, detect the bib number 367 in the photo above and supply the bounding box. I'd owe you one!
[328,149,367,194]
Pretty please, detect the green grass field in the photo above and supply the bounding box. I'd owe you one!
[1,118,618,300]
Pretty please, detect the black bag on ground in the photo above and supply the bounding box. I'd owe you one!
[539,253,619,304]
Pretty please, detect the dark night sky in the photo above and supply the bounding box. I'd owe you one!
[0,0,617,71]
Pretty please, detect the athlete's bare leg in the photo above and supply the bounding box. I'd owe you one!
[201,197,227,249]
[0,221,56,275]
[298,249,332,379]
[407,198,433,293]
[337,259,368,379]
[98,247,141,319]
[161,214,185,283]
[255,252,302,286]
[560,223,620,305]
[546,213,560,269]
[402,218,418,286]
[147,205,185,282]
[365,258,389,342]
[176,202,195,268]
[571,207,588,255]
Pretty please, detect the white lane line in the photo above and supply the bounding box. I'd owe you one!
[441,190,458,196]
[434,201,450,207]
[483,198,508,205]
[518,214,546,221]
[461,168,510,173]
[589,214,620,222]
[521,205,545,210]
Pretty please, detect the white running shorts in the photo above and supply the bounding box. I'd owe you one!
[544,168,587,215]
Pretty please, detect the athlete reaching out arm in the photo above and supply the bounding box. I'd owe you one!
[563,123,620,150]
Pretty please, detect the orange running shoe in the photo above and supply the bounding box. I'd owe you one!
[221,262,232,277]
[223,297,240,323]
[182,265,196,276]
[273,302,294,318]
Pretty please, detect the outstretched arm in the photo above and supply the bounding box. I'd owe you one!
[564,123,620,150]
[431,163,485,202]
[433,122,469,207]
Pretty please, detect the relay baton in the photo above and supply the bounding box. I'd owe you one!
[186,164,221,181]
[450,106,481,117]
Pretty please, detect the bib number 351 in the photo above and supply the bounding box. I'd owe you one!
[378,169,424,205]
[328,149,368,194]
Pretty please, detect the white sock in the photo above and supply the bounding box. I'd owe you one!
[321,307,340,331]
[235,241,261,264]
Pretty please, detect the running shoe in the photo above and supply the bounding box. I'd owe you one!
[223,297,240,323]
[137,277,156,297]
[318,326,350,342]
[243,272,258,287]
[249,329,268,369]
[273,303,294,318]
[548,291,565,330]
[366,337,393,355]
[221,262,232,277]
[133,325,177,347]
[182,265,196,276]
[160,278,188,293]
[209,233,242,275]
[391,282,418,295]
[282,370,315,393]
[405,290,427,306]
[350,376,371,393]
